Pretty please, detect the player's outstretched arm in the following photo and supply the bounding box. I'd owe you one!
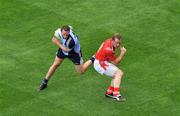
[52,37,71,52]
[112,47,126,65]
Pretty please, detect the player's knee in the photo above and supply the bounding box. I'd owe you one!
[77,70,84,75]
[76,65,85,75]
[115,70,123,77]
[78,72,84,75]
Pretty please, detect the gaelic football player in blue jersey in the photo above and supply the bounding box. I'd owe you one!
[39,25,94,91]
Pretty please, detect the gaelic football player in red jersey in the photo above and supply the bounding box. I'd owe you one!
[93,33,126,101]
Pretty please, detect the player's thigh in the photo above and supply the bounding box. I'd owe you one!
[56,48,66,59]
[104,62,119,77]
[52,56,64,66]
[68,52,83,65]
[114,68,123,77]
[75,64,84,74]
[68,52,84,73]
[93,59,105,75]
[54,48,66,66]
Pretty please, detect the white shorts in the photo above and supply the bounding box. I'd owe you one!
[93,59,119,77]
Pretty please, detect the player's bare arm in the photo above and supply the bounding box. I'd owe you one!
[112,47,126,65]
[52,37,71,52]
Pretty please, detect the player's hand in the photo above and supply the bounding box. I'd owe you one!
[120,47,126,55]
[63,47,71,52]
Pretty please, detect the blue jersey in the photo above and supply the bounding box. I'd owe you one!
[54,28,81,56]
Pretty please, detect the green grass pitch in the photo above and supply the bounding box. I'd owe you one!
[0,0,180,115]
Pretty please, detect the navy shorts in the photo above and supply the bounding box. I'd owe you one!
[56,48,83,65]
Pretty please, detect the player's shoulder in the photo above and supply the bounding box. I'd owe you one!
[105,38,112,42]
[104,38,112,46]
[54,28,61,39]
[55,28,61,33]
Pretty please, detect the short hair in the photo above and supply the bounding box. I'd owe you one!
[112,33,121,40]
[61,25,70,32]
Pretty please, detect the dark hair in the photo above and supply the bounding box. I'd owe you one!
[112,33,121,40]
[61,25,70,32]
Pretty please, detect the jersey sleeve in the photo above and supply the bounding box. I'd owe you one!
[54,29,61,39]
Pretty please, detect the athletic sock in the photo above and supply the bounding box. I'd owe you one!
[107,86,114,94]
[90,55,95,63]
[113,87,120,97]
[42,78,48,84]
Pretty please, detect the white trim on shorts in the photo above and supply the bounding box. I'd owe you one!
[80,57,83,65]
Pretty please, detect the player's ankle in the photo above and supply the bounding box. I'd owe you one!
[113,87,120,97]
[90,56,95,63]
[106,91,113,94]
[113,93,120,97]
[43,78,48,84]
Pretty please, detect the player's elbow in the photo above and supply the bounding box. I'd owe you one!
[52,37,60,44]
[51,38,56,43]
[112,60,119,65]
[113,62,118,65]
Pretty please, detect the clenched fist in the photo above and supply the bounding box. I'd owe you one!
[120,47,126,55]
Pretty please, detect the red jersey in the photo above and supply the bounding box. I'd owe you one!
[95,38,116,61]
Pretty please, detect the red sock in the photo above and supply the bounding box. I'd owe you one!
[113,87,120,96]
[107,86,114,94]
